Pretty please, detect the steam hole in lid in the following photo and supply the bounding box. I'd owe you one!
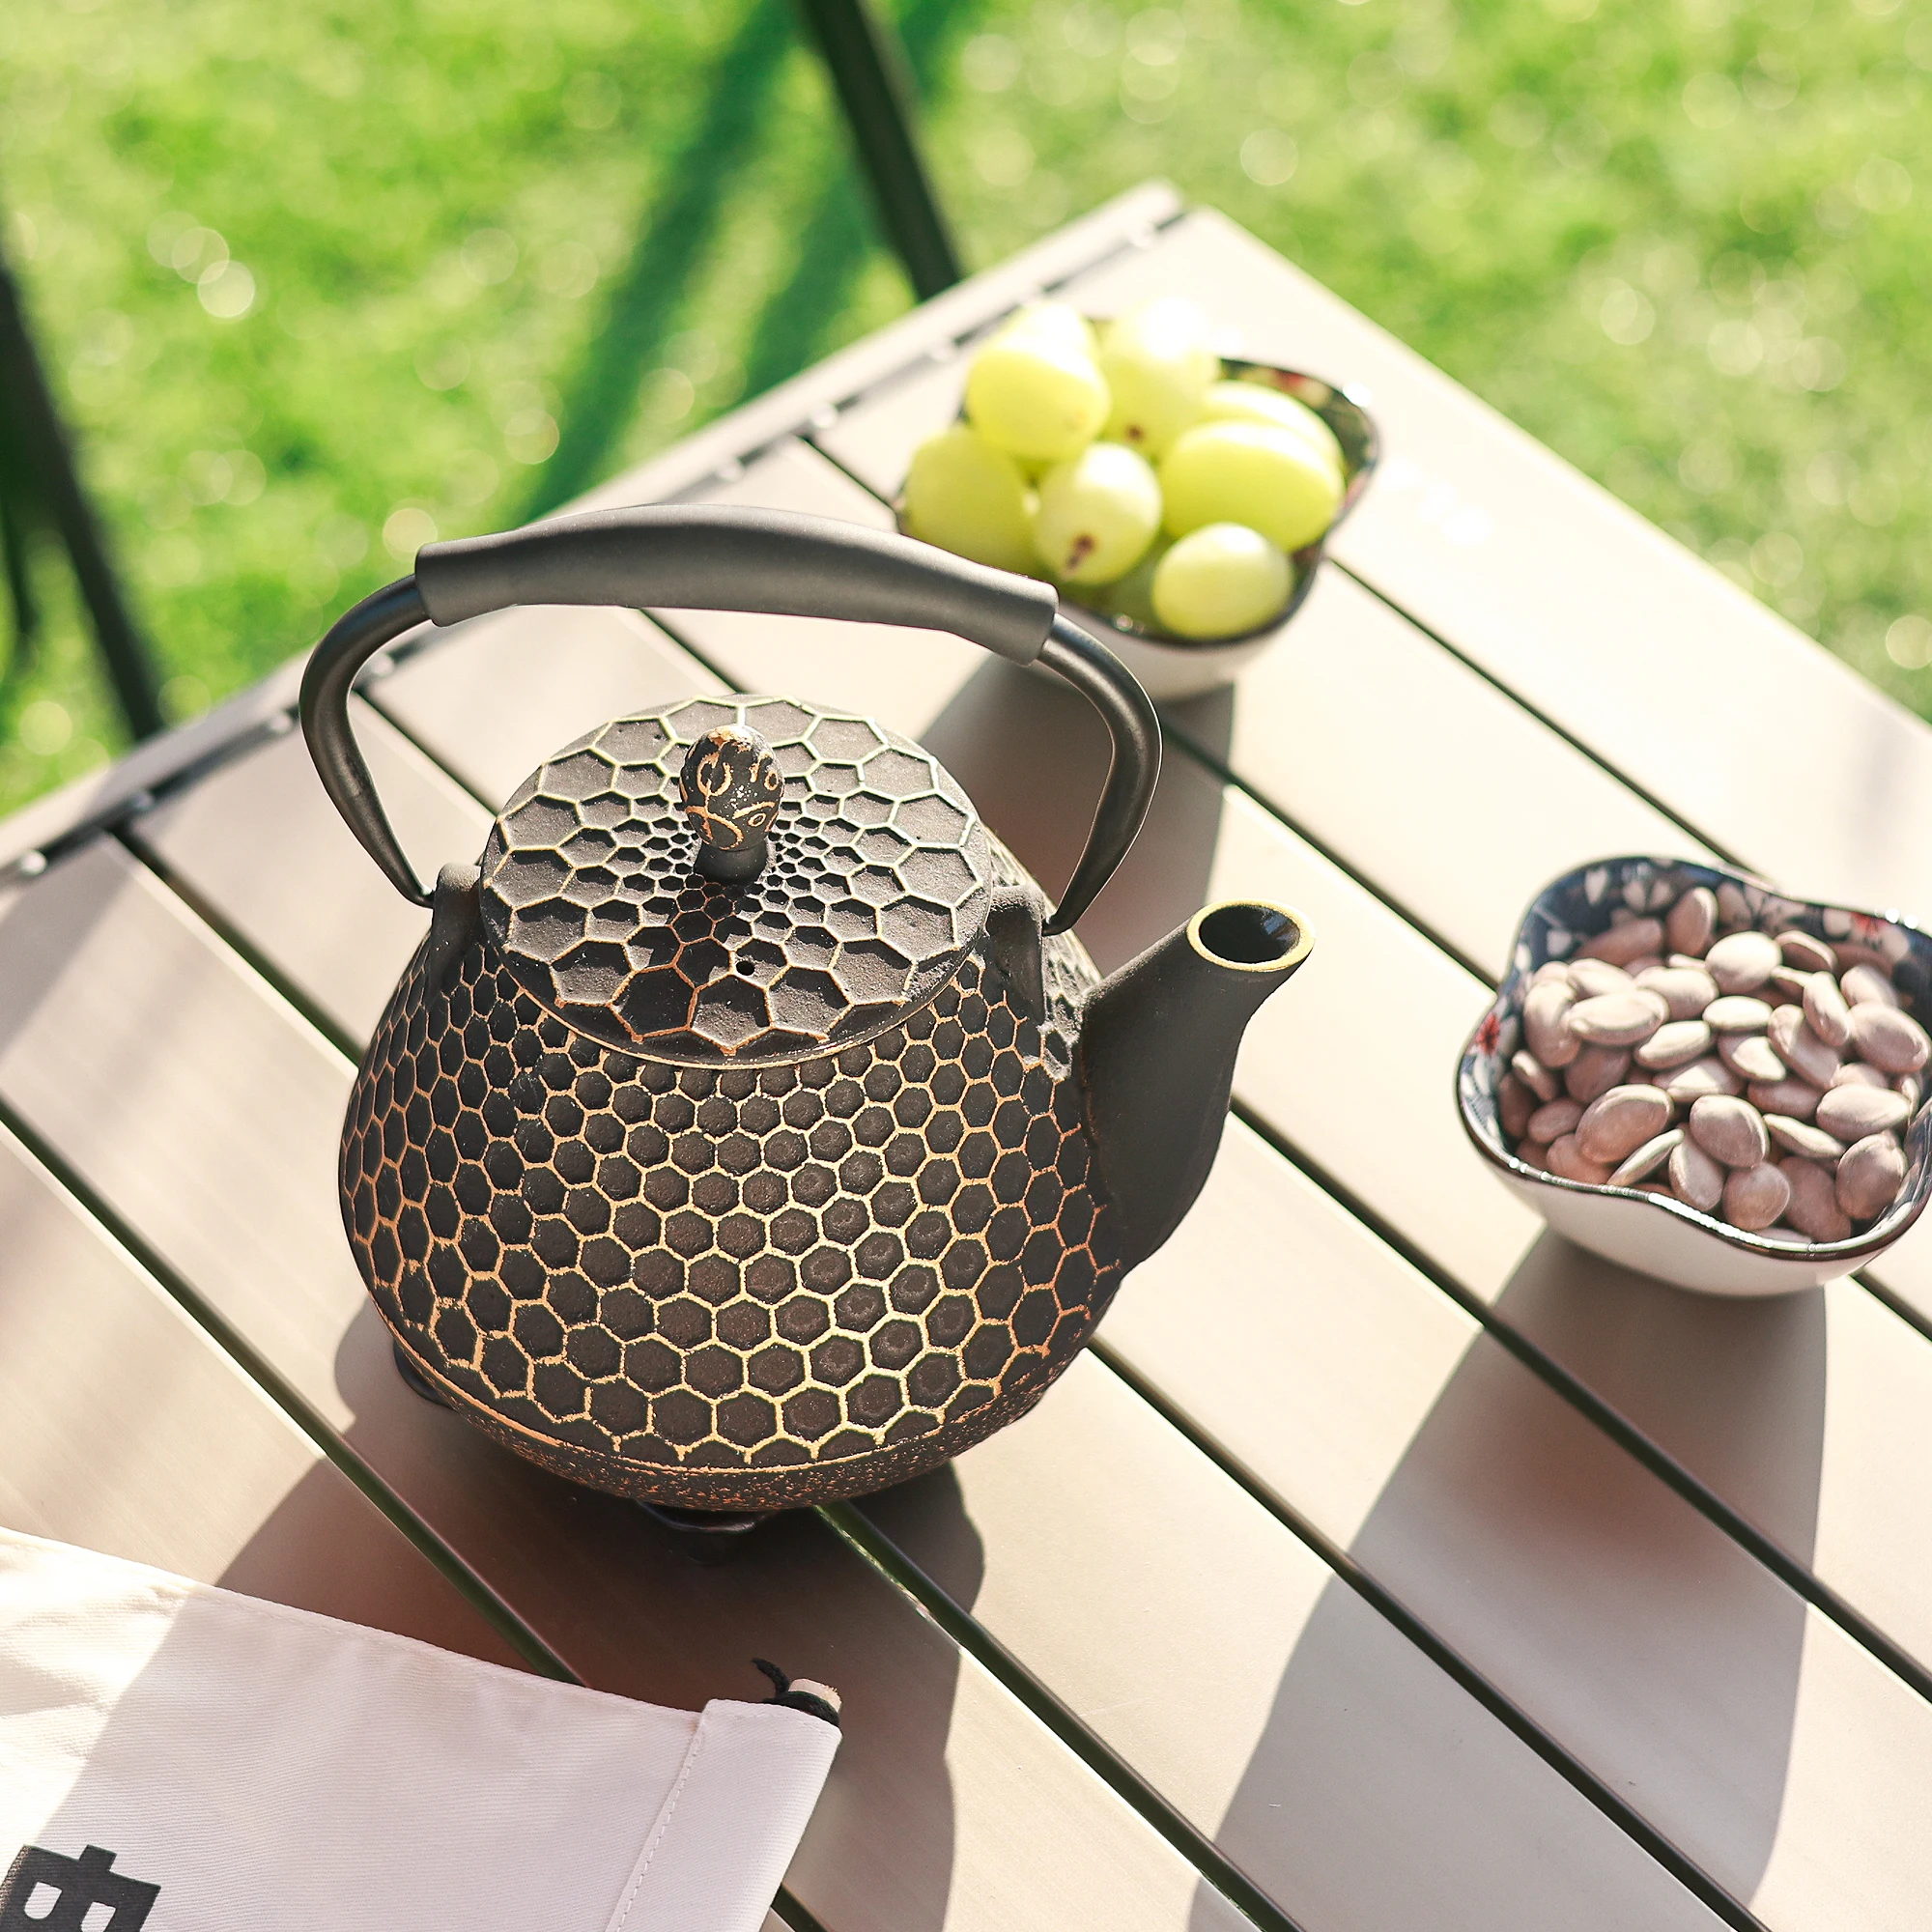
[1198,902,1299,966]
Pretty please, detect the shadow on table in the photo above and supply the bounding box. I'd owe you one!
[1195,1229,1824,1925]
[526,0,795,519]
[922,656,1236,972]
[1494,1235,1828,1567]
[298,1301,965,1932]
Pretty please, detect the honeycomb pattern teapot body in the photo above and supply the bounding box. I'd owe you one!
[304,506,1310,1513]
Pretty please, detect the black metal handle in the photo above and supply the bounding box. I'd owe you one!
[416,502,1057,657]
[298,504,1158,933]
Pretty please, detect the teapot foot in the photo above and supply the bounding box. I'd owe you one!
[635,1498,767,1565]
[388,1339,763,1560]
[391,1339,452,1407]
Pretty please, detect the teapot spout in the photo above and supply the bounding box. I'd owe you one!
[1078,901,1312,1270]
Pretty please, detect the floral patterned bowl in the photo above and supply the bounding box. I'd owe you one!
[1458,856,1932,1296]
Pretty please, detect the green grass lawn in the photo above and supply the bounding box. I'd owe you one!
[3,0,1929,815]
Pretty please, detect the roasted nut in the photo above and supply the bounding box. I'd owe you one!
[1608,1127,1682,1187]
[1723,1162,1791,1232]
[1841,963,1899,1009]
[1837,1133,1907,1220]
[1718,1033,1786,1084]
[1764,1115,1845,1162]
[1747,1078,1824,1121]
[1567,959,1636,999]
[1498,1072,1537,1140]
[1527,1096,1584,1144]
[1576,1085,1674,1164]
[1706,931,1781,994]
[1548,1133,1613,1184]
[1768,1007,1841,1089]
[1634,965,1718,1020]
[1511,1049,1560,1102]
[1668,1137,1726,1210]
[1579,918,1664,966]
[1565,1044,1634,1105]
[1780,1156,1852,1242]
[1688,1094,1771,1169]
[1635,1019,1713,1069]
[1815,1083,1911,1142]
[1666,888,1718,957]
[1831,1062,1889,1090]
[1777,928,1837,974]
[1662,1056,1743,1104]
[1802,972,1854,1050]
[1568,990,1669,1047]
[1524,981,1580,1068]
[1848,1003,1931,1076]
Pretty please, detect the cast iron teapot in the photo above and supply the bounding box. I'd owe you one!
[301,505,1311,1519]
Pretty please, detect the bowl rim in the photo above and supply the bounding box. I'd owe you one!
[895,352,1380,655]
[1457,853,1932,1266]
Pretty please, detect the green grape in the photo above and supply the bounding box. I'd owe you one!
[997,301,1096,359]
[1160,420,1344,553]
[1196,382,1345,484]
[1032,441,1162,585]
[1151,524,1293,639]
[1098,298,1221,458]
[902,424,1038,574]
[1091,538,1172,629]
[965,329,1110,465]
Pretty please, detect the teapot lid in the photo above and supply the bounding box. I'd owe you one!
[478,696,992,1065]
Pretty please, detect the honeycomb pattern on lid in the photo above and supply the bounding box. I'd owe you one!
[480,696,991,1066]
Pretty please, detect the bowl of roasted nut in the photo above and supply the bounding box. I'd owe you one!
[1458,856,1932,1295]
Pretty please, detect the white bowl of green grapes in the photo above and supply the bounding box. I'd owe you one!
[898,298,1378,700]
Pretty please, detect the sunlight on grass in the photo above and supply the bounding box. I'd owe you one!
[2,0,1929,815]
[928,0,1932,712]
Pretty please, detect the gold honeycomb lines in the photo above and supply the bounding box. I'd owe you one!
[480,697,992,1065]
[343,896,1123,1511]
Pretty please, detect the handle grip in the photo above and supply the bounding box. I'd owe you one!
[298,504,1157,935]
[416,502,1058,661]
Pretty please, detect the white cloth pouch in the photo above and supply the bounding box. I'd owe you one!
[0,1526,839,1932]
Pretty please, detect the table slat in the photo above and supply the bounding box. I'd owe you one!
[290,518,1932,1931]
[0,659,309,878]
[806,208,1932,1347]
[0,838,1246,1932]
[0,1114,520,1661]
[135,699,477,1043]
[861,1350,1724,1932]
[99,645,1738,1930]
[819,412,1711,985]
[821,208,1932,927]
[376,606,724,812]
[369,434,1932,1928]
[1159,566,1715,976]
[1109,1122,1932,1932]
[650,434,1932,1726]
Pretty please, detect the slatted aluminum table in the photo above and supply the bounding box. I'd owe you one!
[6,181,1932,1932]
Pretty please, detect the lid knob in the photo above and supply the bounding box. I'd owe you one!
[679,724,783,882]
